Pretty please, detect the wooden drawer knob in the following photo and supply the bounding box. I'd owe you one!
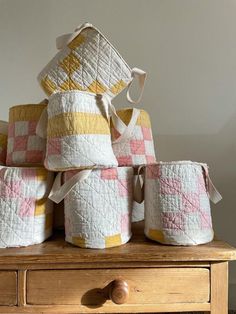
[109,279,129,304]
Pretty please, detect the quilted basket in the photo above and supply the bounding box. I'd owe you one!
[49,167,133,249]
[111,108,156,166]
[37,22,146,103]
[144,161,222,246]
[6,104,46,166]
[0,121,8,165]
[0,166,54,248]
[40,90,118,171]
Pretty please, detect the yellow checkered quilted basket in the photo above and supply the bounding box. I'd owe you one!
[0,120,8,165]
[38,22,146,103]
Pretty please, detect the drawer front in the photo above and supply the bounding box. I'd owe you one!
[0,271,17,306]
[27,268,210,306]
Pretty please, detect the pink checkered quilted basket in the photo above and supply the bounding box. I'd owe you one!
[144,161,221,246]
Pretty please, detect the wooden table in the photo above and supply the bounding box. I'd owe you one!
[0,222,235,314]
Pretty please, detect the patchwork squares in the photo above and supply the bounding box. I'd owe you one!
[63,167,133,249]
[0,121,8,165]
[6,104,46,166]
[0,166,54,247]
[144,162,218,246]
[111,109,156,166]
[38,22,143,100]
[44,90,118,171]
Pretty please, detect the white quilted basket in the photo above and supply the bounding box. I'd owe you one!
[39,90,118,171]
[0,121,8,165]
[111,108,156,166]
[50,167,133,249]
[144,162,222,246]
[38,22,146,103]
[0,166,54,248]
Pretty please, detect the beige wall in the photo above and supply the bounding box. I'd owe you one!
[0,0,236,303]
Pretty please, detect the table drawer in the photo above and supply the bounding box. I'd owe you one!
[27,268,210,306]
[0,271,17,306]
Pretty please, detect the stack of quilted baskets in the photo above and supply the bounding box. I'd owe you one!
[0,22,222,249]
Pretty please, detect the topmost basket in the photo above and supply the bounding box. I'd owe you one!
[37,23,146,103]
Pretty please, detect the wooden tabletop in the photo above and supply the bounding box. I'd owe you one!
[0,222,236,265]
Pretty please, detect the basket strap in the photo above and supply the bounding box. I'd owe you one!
[49,169,92,204]
[36,107,48,139]
[126,68,147,104]
[56,22,92,50]
[133,166,145,204]
[201,164,222,204]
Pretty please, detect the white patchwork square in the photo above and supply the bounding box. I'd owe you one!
[27,135,45,150]
[184,212,201,230]
[181,178,198,193]
[144,140,156,156]
[132,125,143,139]
[112,140,131,157]
[132,155,146,165]
[12,151,26,164]
[14,121,29,136]
[199,194,211,213]
[159,194,182,213]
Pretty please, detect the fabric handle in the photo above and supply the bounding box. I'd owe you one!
[201,165,222,204]
[56,22,92,50]
[133,166,145,204]
[36,107,48,139]
[49,169,92,204]
[126,68,147,104]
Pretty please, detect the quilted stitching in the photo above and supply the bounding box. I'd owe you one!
[0,167,54,248]
[64,167,133,249]
[145,162,214,246]
[38,27,132,99]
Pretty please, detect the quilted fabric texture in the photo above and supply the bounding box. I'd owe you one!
[0,121,8,165]
[111,109,156,166]
[64,167,133,249]
[6,104,46,166]
[45,90,118,171]
[144,162,214,246]
[38,24,132,99]
[0,166,54,248]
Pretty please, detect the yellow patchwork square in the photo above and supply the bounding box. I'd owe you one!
[148,229,165,243]
[72,236,86,248]
[105,234,122,248]
[68,34,86,50]
[86,80,107,94]
[110,80,127,95]
[35,198,47,216]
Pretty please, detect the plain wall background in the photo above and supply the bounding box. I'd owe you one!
[0,0,236,306]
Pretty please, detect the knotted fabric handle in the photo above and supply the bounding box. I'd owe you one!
[49,169,92,204]
[126,68,147,104]
[133,166,145,204]
[56,22,93,50]
[201,164,222,204]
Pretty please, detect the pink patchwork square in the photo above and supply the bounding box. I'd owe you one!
[160,178,181,195]
[142,127,152,140]
[21,168,36,180]
[112,128,121,141]
[121,213,130,233]
[19,198,35,217]
[146,155,156,164]
[28,121,37,135]
[197,175,207,194]
[101,168,118,180]
[162,212,184,230]
[146,164,160,179]
[182,193,200,212]
[26,150,43,163]
[130,140,145,154]
[8,123,15,138]
[117,156,132,166]
[0,181,21,198]
[47,138,61,155]
[118,179,129,197]
[200,212,212,229]
[14,136,28,151]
